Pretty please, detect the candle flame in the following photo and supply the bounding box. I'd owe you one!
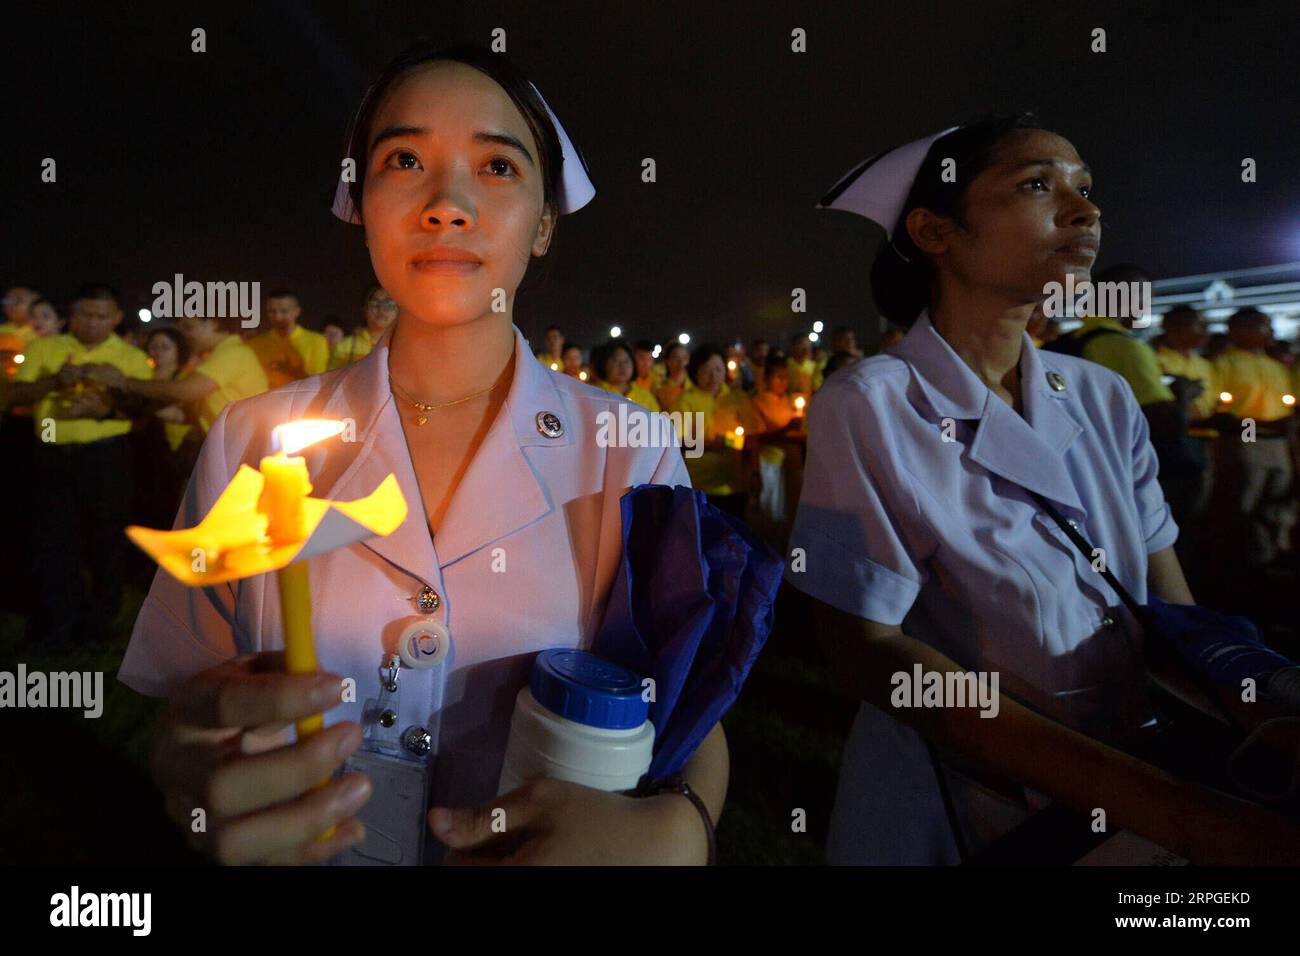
[1219,391,1233,404]
[734,426,744,436]
[794,395,806,410]
[273,419,346,455]
[1284,394,1296,407]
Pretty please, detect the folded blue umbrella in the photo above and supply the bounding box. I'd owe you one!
[592,484,783,778]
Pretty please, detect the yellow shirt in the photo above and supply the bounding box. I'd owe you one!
[597,379,661,413]
[1213,347,1294,423]
[675,383,756,495]
[15,332,151,444]
[247,324,330,388]
[194,333,270,430]
[0,322,36,348]
[1077,316,1175,407]
[634,372,660,394]
[535,351,562,370]
[752,390,799,466]
[1155,346,1219,421]
[656,375,689,413]
[787,357,818,396]
[328,328,377,370]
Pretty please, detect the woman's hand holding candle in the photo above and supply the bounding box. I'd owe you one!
[148,653,372,865]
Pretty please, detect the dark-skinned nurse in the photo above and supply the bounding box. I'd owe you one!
[786,116,1300,865]
[119,45,726,866]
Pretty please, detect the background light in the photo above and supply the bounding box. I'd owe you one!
[812,321,824,333]
[137,308,151,322]
[652,344,662,358]
[678,332,690,345]
[808,331,820,343]
[610,325,621,338]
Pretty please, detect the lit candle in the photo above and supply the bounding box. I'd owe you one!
[1219,391,1234,404]
[725,425,746,450]
[793,395,807,419]
[1283,394,1296,407]
[259,421,346,733]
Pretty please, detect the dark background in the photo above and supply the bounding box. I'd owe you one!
[4,0,1298,352]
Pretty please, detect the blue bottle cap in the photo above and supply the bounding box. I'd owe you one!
[529,649,649,730]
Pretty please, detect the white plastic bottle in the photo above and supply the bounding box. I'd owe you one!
[497,649,655,794]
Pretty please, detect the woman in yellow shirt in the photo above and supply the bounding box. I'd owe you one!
[674,343,757,517]
[749,354,806,537]
[592,338,660,411]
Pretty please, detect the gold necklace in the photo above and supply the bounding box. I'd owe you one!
[389,375,498,426]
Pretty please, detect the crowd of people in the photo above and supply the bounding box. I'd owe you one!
[0,282,397,650]
[2,278,1297,658]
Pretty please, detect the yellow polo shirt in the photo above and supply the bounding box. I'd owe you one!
[1077,316,1175,407]
[247,324,330,388]
[1155,346,1219,421]
[194,333,269,430]
[597,379,661,413]
[1213,347,1294,423]
[15,332,151,444]
[328,328,377,370]
[535,351,563,370]
[675,382,756,495]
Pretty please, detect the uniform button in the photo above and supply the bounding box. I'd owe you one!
[416,586,440,613]
[536,411,564,438]
[1046,371,1068,392]
[403,726,432,757]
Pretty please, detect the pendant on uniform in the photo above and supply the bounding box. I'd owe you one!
[414,414,428,426]
[1046,371,1067,392]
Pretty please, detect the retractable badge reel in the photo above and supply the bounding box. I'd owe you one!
[332,620,453,866]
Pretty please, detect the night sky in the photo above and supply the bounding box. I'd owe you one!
[5,1,1298,350]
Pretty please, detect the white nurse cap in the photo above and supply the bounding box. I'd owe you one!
[817,127,959,239]
[331,81,595,223]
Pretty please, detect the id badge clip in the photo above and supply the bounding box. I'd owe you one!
[332,621,453,866]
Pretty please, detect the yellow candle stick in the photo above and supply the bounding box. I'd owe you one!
[126,417,410,844]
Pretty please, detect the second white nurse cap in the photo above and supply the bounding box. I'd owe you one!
[817,127,960,239]
[331,81,596,223]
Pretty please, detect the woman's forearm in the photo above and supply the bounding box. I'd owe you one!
[814,600,1300,862]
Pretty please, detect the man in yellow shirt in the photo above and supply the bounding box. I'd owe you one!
[632,339,661,394]
[1150,306,1222,550]
[329,285,398,370]
[1213,308,1296,568]
[535,325,565,368]
[1155,306,1219,421]
[7,284,151,649]
[246,289,330,388]
[787,334,818,396]
[0,286,40,348]
[87,314,269,432]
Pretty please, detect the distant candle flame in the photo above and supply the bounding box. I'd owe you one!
[1219,391,1233,404]
[273,419,346,455]
[727,360,737,371]
[579,371,588,381]
[734,426,744,436]
[13,353,24,365]
[1284,394,1296,407]
[794,395,806,410]
[550,362,559,371]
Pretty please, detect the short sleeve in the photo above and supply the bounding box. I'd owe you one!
[785,383,924,624]
[117,405,245,697]
[1126,385,1179,554]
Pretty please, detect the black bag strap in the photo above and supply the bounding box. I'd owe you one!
[1025,490,1146,621]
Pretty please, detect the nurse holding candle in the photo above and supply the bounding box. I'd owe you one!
[120,44,727,866]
